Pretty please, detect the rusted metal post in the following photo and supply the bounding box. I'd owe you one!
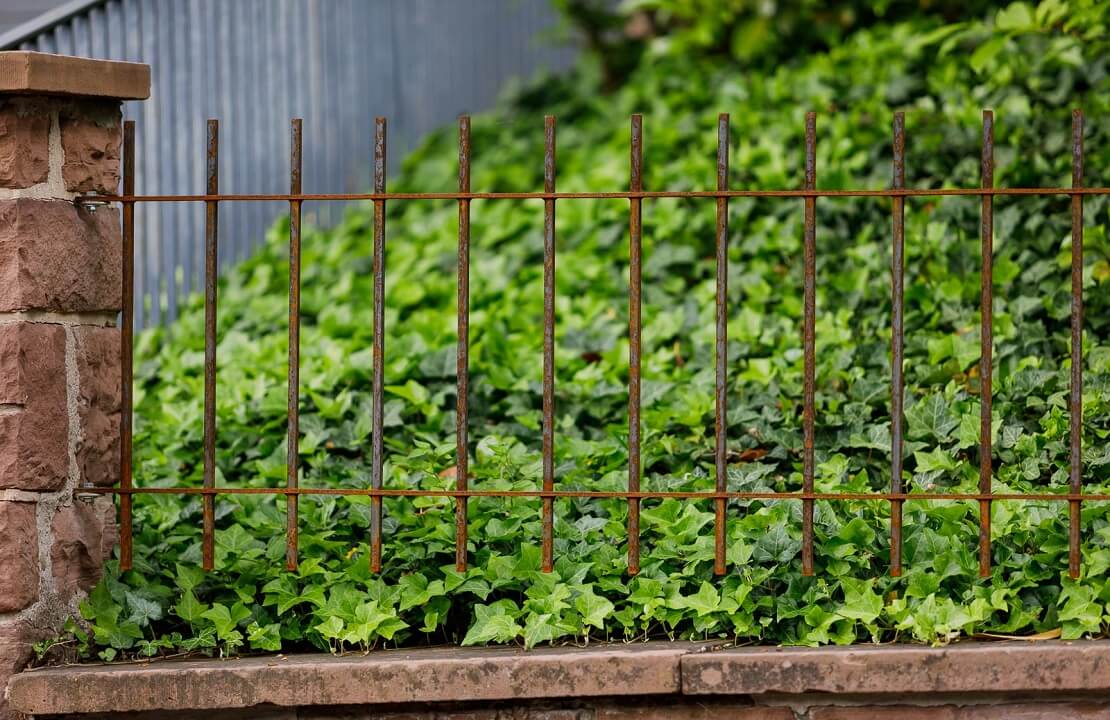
[628,114,643,575]
[370,117,387,573]
[119,119,136,571]
[978,110,994,579]
[286,119,303,571]
[541,115,557,573]
[455,116,471,572]
[714,113,729,576]
[890,112,905,577]
[801,112,817,576]
[201,119,218,572]
[1069,109,1084,579]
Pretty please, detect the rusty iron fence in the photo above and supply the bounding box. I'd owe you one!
[79,109,1108,582]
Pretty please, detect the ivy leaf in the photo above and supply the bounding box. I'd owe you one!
[913,447,958,474]
[753,523,799,564]
[202,603,249,643]
[1059,580,1105,640]
[904,571,941,599]
[441,565,493,599]
[174,592,206,625]
[462,603,523,645]
[81,583,120,624]
[678,582,721,617]
[91,618,142,650]
[523,613,556,649]
[906,394,958,442]
[838,578,883,624]
[216,524,265,557]
[397,573,446,612]
[575,588,615,629]
[125,593,163,627]
[175,564,205,593]
[315,615,345,642]
[247,622,282,652]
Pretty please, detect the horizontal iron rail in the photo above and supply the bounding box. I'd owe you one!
[82,488,1110,501]
[77,187,1110,203]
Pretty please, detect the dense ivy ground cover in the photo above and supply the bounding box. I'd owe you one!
[63,1,1110,660]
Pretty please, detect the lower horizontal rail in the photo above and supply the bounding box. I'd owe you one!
[75,187,1110,204]
[81,487,1110,501]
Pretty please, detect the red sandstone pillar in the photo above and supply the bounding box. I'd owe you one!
[0,51,148,719]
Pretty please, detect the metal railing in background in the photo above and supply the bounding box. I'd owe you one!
[3,0,575,329]
[82,110,1103,582]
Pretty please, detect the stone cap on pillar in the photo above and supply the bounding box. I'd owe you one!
[0,51,149,100]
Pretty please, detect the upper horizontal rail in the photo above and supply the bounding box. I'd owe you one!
[79,187,1110,203]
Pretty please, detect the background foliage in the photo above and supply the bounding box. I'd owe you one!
[53,0,1110,661]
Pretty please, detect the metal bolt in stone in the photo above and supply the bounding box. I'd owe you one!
[74,488,99,504]
[75,195,108,213]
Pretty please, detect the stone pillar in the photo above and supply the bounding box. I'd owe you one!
[0,52,148,719]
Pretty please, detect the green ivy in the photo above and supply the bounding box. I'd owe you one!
[58,1,1110,661]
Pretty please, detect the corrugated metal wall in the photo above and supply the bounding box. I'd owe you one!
[10,0,575,328]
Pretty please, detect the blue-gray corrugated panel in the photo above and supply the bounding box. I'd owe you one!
[6,0,575,328]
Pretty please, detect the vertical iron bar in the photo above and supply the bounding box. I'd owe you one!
[371,117,386,573]
[201,119,218,572]
[286,118,303,571]
[455,116,471,572]
[714,113,729,576]
[801,112,817,576]
[628,114,643,575]
[541,115,557,573]
[119,120,135,571]
[1069,109,1084,579]
[979,110,994,578]
[890,112,905,577]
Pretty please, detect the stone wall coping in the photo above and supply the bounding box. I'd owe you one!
[8,640,1110,716]
[0,51,149,100]
[682,640,1110,695]
[5,642,695,715]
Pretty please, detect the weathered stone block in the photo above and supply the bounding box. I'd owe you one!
[5,644,693,715]
[299,711,430,720]
[51,499,115,593]
[60,100,122,194]
[681,643,1110,695]
[0,501,38,613]
[808,703,1110,719]
[0,322,68,491]
[0,98,49,189]
[597,704,793,720]
[74,325,121,487]
[0,620,34,720]
[0,199,122,312]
